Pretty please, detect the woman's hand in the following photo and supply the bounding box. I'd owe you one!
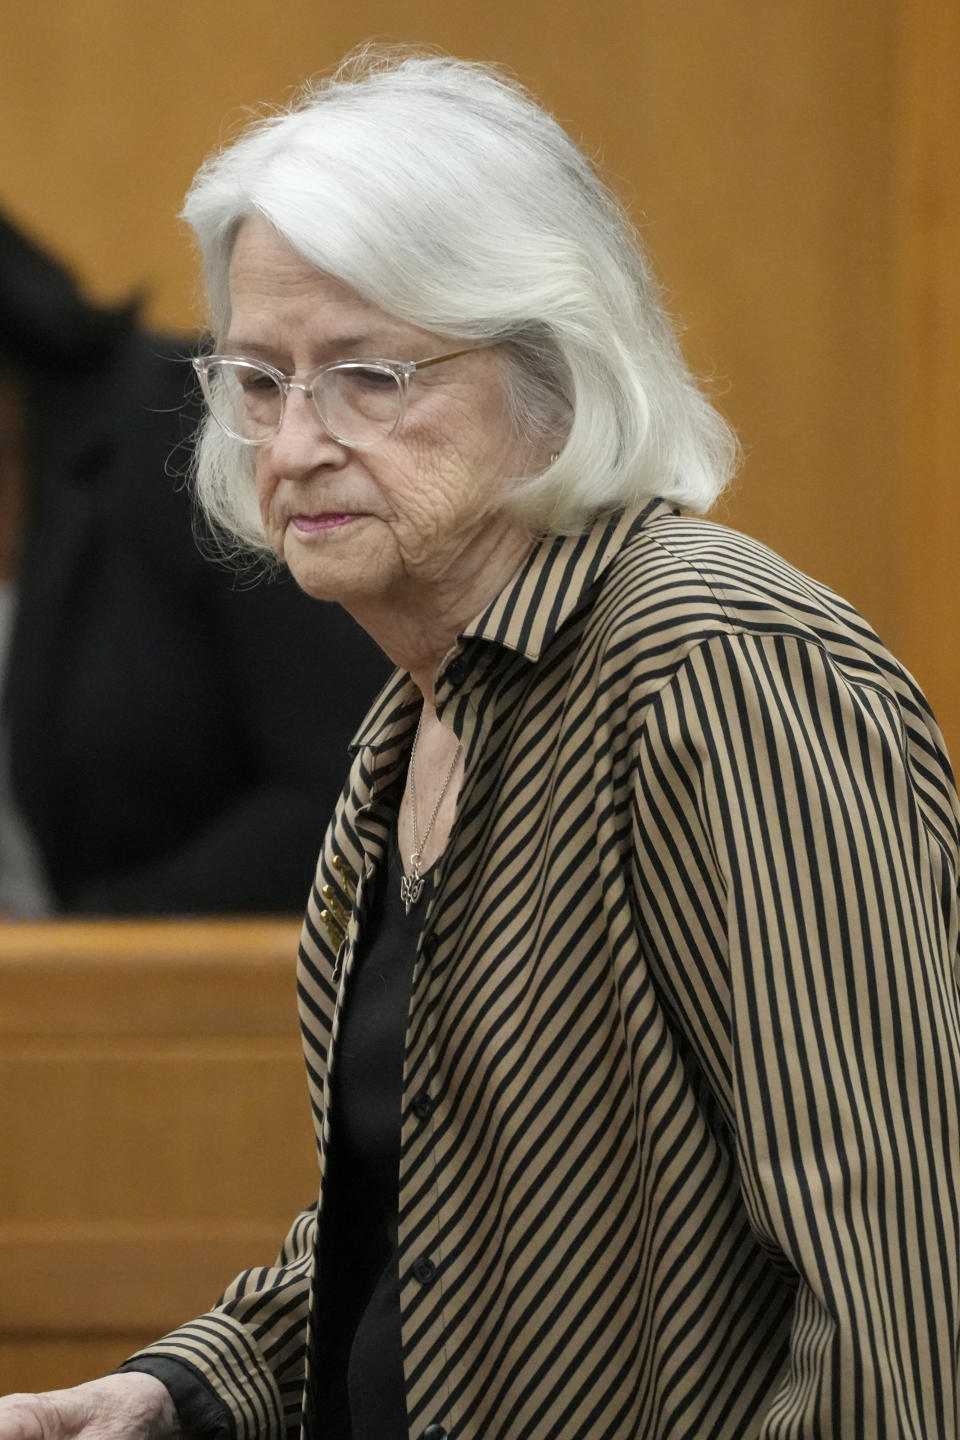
[0,1376,178,1440]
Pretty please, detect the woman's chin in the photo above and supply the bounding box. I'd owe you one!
[283,520,385,606]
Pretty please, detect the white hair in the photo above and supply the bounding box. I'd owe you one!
[183,48,739,553]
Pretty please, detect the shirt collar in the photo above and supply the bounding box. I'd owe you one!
[462,498,670,663]
[349,498,675,757]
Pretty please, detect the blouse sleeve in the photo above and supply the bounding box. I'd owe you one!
[646,628,960,1436]
[116,1205,318,1440]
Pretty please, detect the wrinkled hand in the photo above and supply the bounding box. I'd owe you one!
[0,1375,178,1440]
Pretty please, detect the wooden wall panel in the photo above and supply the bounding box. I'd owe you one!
[0,920,313,1392]
[603,1,899,652]
[892,0,960,755]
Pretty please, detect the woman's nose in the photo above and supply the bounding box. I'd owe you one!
[266,385,348,475]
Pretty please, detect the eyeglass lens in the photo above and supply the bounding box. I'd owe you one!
[203,360,404,446]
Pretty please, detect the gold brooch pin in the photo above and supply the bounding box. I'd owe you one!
[319,853,359,948]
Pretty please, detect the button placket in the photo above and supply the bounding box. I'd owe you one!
[400,831,458,1435]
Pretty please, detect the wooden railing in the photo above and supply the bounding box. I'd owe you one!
[0,919,315,1393]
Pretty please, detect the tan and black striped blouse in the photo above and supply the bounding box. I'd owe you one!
[129,500,960,1439]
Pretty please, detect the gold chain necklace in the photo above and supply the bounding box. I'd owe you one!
[400,714,463,915]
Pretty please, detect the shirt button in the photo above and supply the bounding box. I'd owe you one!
[422,933,438,962]
[412,1256,438,1286]
[446,656,469,687]
[411,1092,434,1121]
[422,1427,449,1440]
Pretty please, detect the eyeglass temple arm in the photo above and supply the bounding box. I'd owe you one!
[412,343,496,373]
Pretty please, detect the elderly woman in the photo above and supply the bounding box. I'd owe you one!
[2,50,959,1440]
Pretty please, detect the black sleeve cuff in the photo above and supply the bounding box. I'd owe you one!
[113,1356,235,1440]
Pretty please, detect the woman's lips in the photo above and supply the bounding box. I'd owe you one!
[290,512,360,534]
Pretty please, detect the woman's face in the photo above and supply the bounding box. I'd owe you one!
[226,216,535,617]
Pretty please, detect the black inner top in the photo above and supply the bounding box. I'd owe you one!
[309,830,424,1439]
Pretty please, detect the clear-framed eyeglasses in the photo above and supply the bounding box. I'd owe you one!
[192,346,488,449]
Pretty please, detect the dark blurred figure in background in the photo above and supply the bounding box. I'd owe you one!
[0,209,389,916]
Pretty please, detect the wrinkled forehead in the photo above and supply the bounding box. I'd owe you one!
[225,214,435,359]
[227,216,378,324]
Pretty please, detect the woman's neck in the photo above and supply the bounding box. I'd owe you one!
[345,522,534,703]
